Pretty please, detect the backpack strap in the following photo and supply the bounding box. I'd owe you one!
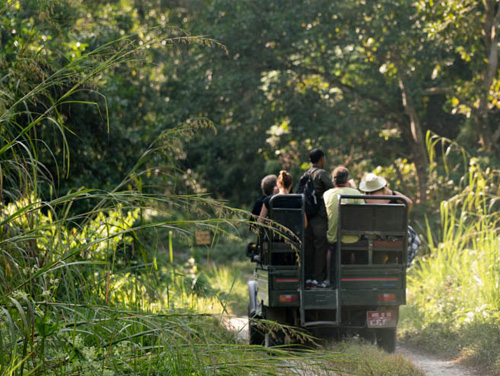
[308,166,320,178]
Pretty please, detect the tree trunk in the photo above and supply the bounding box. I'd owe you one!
[398,75,429,203]
[477,0,500,152]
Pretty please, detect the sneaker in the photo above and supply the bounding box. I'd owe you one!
[252,255,261,263]
[318,280,331,288]
[305,279,319,289]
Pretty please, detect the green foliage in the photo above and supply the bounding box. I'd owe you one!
[0,193,231,373]
[159,0,455,205]
[0,13,257,372]
[150,0,500,208]
[0,0,225,207]
[400,159,500,373]
[4,0,500,210]
[3,0,500,373]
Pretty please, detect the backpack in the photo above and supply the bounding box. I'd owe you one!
[296,168,321,219]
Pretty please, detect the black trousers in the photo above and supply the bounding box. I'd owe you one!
[304,214,328,281]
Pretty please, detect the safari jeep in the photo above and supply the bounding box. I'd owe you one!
[247,194,409,352]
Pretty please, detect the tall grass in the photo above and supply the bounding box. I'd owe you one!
[401,158,500,373]
[0,190,426,376]
[0,20,429,374]
[0,33,256,375]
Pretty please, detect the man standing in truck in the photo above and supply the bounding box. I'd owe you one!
[301,148,334,288]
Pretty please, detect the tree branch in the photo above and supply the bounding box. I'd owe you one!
[423,87,453,96]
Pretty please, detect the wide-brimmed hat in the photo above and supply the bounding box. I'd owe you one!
[359,173,387,193]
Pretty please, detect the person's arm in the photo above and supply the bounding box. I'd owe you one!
[304,214,308,229]
[257,204,268,223]
[394,191,413,212]
[249,200,262,229]
[320,170,334,190]
[251,197,264,217]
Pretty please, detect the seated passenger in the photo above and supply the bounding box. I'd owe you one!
[359,173,413,211]
[258,170,299,222]
[324,166,364,286]
[257,171,306,266]
[360,172,419,266]
[249,174,278,230]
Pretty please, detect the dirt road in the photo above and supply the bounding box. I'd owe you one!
[396,346,480,376]
[224,317,482,376]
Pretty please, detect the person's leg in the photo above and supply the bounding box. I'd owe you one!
[311,216,328,282]
[326,247,331,282]
[304,226,315,281]
[326,243,335,283]
[327,242,337,286]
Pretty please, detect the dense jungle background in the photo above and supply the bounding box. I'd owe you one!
[1,0,500,375]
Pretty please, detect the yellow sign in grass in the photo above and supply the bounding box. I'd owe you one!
[194,230,211,246]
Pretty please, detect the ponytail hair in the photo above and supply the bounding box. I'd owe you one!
[278,170,293,190]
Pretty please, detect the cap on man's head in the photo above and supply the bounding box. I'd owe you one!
[309,148,325,164]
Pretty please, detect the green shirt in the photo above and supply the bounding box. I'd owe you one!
[324,186,364,244]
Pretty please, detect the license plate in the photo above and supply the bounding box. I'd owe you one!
[367,310,397,328]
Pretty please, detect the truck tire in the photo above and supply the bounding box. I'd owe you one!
[248,311,265,345]
[247,281,265,345]
[376,328,397,353]
[265,328,285,347]
[261,306,286,347]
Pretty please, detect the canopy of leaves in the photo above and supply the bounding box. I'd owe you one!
[2,0,500,210]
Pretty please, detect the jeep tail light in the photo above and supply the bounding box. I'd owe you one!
[378,293,396,301]
[279,294,298,303]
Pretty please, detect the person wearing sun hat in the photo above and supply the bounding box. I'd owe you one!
[359,172,419,267]
[359,173,413,211]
